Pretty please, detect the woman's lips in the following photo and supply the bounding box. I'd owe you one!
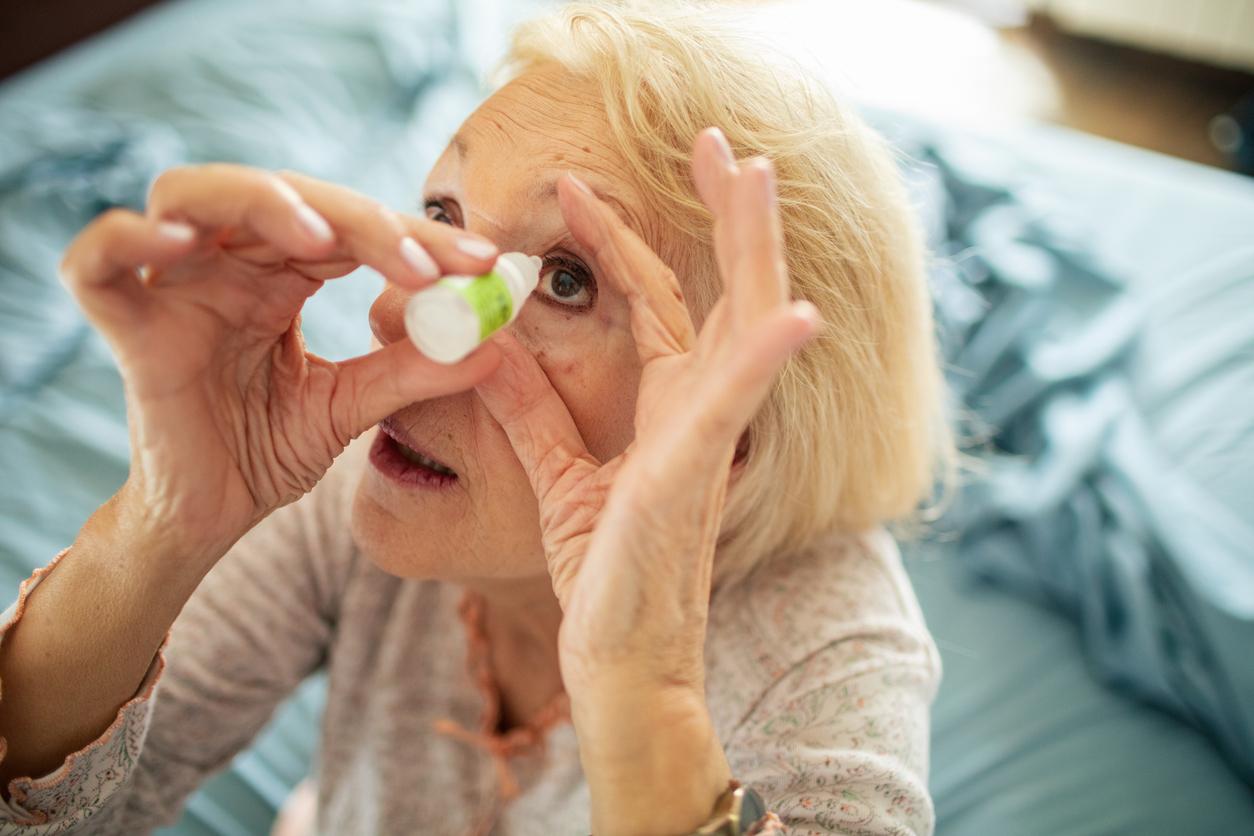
[369,418,459,490]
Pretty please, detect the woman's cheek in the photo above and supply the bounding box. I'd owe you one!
[512,304,585,375]
[513,307,639,462]
[523,317,587,380]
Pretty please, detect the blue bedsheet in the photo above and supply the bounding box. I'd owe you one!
[876,112,1254,786]
[872,112,1254,831]
[1,1,1251,833]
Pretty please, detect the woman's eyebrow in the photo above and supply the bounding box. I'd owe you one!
[530,178,635,226]
[450,132,470,160]
[538,232,585,255]
[527,178,605,203]
[450,129,630,214]
[443,132,635,230]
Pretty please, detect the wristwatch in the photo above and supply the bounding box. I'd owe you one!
[689,780,767,835]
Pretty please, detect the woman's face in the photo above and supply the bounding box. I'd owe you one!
[351,68,656,582]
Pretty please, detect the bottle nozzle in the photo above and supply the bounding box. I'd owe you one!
[497,251,542,295]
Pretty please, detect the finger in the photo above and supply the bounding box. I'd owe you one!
[60,209,200,293]
[59,210,202,328]
[697,295,731,343]
[278,171,498,290]
[556,173,696,364]
[726,158,790,333]
[147,164,337,261]
[474,330,594,503]
[692,128,741,308]
[330,337,502,442]
[688,301,820,464]
[692,127,736,214]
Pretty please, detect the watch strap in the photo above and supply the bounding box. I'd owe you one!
[689,780,767,836]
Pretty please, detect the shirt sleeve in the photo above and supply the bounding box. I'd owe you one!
[0,442,363,834]
[724,635,940,836]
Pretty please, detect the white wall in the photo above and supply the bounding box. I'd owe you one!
[1027,0,1254,71]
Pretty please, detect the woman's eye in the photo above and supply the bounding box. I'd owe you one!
[424,201,455,226]
[535,261,594,309]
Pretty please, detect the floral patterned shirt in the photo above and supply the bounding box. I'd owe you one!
[0,452,940,835]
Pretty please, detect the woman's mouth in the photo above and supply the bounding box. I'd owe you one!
[369,418,459,490]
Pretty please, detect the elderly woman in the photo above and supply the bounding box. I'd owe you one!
[0,3,950,834]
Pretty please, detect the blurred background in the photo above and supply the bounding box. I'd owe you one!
[6,0,1254,172]
[1,1,1252,834]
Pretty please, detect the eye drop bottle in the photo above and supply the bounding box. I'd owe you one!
[404,252,541,364]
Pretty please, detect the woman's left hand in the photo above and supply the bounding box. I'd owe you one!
[476,128,819,835]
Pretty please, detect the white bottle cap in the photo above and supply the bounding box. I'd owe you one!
[403,252,542,365]
[405,284,480,364]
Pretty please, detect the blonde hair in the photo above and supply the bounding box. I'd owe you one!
[503,1,954,584]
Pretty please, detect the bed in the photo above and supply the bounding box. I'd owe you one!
[1,1,1252,833]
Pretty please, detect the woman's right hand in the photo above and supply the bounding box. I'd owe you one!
[59,164,502,563]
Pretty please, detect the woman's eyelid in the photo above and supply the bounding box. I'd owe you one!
[540,239,594,272]
[422,196,461,227]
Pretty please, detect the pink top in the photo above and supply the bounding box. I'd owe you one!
[0,451,940,835]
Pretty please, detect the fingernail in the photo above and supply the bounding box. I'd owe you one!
[400,236,440,280]
[454,236,497,260]
[565,172,595,197]
[749,157,777,203]
[709,128,735,166]
[156,221,196,243]
[793,299,821,325]
[295,204,334,243]
[272,178,303,206]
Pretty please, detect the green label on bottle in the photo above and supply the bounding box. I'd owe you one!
[451,270,513,340]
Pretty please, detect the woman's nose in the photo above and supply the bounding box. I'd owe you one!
[368,284,409,347]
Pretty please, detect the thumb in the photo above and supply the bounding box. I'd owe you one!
[330,337,502,441]
[474,330,594,503]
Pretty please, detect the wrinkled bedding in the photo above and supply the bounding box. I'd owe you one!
[879,114,1254,786]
